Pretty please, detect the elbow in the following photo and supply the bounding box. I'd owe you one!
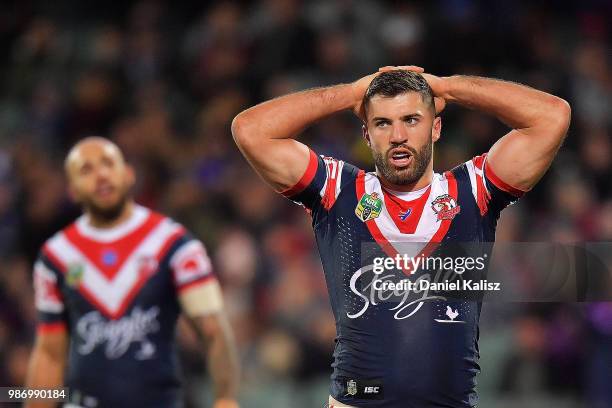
[231,112,255,151]
[230,112,244,141]
[549,97,572,136]
[199,313,224,340]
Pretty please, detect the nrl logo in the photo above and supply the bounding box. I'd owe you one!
[355,192,383,222]
[66,263,84,287]
[346,379,358,396]
[431,194,460,221]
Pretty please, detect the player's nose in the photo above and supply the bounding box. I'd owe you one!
[94,165,112,182]
[389,124,408,144]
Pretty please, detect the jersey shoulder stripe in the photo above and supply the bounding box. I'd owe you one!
[320,156,344,210]
[457,153,525,217]
[281,149,319,197]
[34,259,64,314]
[283,150,360,212]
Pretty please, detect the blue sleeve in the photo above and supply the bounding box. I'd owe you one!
[33,254,69,333]
[166,232,216,293]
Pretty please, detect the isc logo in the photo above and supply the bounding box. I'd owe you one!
[364,386,380,394]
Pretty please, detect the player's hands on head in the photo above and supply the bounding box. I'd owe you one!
[351,65,425,121]
[379,66,447,115]
[213,398,240,408]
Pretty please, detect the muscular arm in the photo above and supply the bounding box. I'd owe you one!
[231,68,425,191]
[24,331,68,408]
[231,84,357,191]
[436,75,571,190]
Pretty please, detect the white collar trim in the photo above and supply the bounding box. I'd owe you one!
[75,204,150,242]
[374,173,436,201]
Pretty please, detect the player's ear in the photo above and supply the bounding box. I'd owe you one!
[432,116,442,143]
[362,125,371,147]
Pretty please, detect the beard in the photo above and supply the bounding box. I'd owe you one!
[81,192,130,224]
[372,137,433,186]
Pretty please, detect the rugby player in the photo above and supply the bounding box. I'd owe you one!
[232,67,570,407]
[25,137,240,408]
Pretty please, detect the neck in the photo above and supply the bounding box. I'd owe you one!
[377,168,434,192]
[86,201,135,229]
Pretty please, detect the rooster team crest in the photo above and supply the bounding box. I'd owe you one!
[431,194,460,221]
[346,379,358,396]
[138,256,159,279]
[355,192,383,222]
[434,305,465,324]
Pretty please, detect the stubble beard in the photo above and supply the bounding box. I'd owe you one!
[82,192,130,224]
[372,137,433,186]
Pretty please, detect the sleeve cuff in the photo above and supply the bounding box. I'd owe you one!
[484,158,525,197]
[37,321,67,334]
[280,149,319,197]
[176,274,216,294]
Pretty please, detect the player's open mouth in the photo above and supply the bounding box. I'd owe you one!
[95,184,116,198]
[388,148,413,168]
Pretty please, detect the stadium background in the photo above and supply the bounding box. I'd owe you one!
[0,0,610,407]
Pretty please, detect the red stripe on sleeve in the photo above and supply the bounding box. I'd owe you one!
[177,274,217,294]
[37,322,67,334]
[280,149,319,197]
[484,159,525,197]
[321,160,338,210]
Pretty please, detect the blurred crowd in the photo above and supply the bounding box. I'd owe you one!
[0,0,610,407]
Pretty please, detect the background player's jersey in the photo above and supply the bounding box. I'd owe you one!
[33,205,215,408]
[283,150,523,408]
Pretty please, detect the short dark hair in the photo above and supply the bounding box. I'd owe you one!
[363,70,434,115]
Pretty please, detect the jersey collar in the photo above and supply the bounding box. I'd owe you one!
[76,204,150,243]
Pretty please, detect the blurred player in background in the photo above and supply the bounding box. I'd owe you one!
[24,137,239,408]
[232,67,570,407]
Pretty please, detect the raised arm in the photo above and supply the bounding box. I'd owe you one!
[423,73,571,191]
[231,67,423,192]
[231,85,355,192]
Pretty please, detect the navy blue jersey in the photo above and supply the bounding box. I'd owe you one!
[283,150,523,407]
[33,205,215,408]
